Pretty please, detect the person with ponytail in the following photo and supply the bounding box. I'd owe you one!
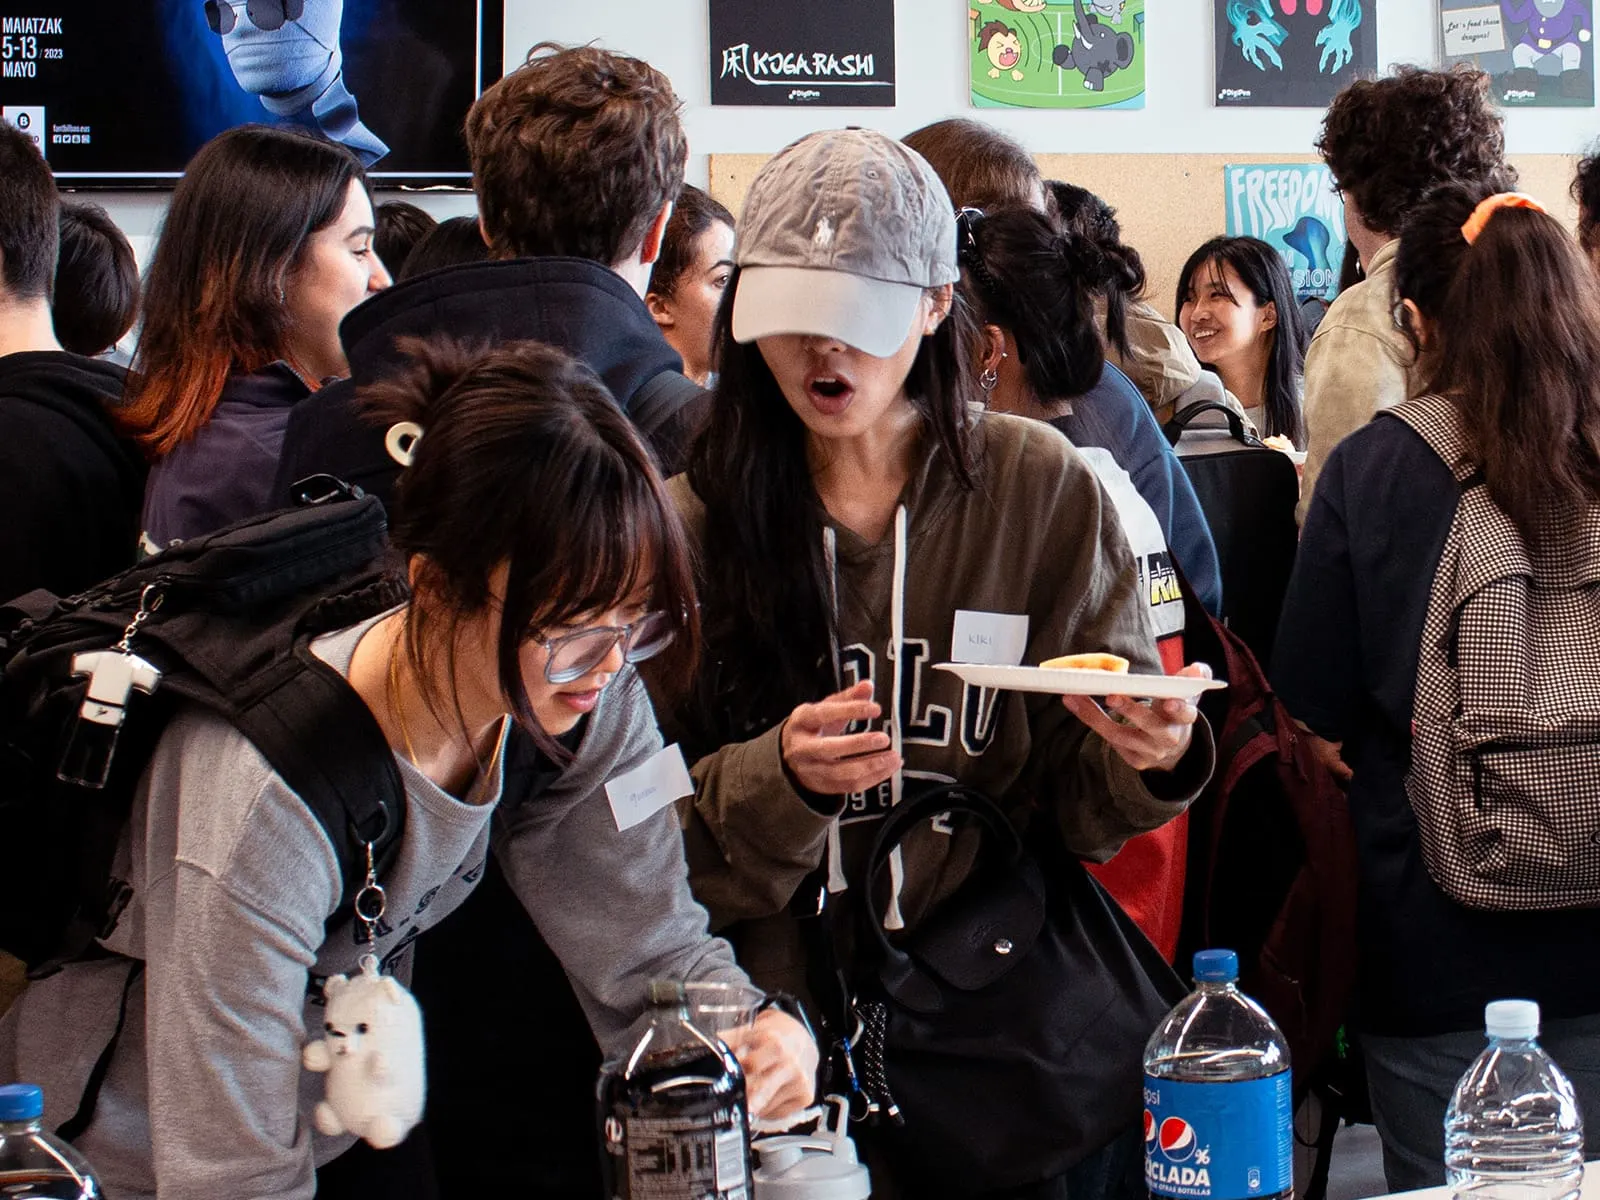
[957,203,1221,960]
[1272,182,1600,1192]
[1175,236,1308,448]
[123,125,391,550]
[648,128,1216,1198]
[1047,181,1251,431]
[2,337,815,1200]
[962,206,1222,622]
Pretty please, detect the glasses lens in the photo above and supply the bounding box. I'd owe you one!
[623,610,676,664]
[204,0,234,34]
[546,629,622,685]
[245,0,288,30]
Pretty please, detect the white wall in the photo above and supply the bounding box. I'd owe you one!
[86,0,1600,261]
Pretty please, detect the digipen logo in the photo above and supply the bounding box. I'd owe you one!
[1159,1118,1197,1162]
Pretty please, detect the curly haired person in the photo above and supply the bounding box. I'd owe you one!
[1299,66,1510,509]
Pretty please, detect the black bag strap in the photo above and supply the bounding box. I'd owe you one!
[628,369,703,439]
[55,958,143,1144]
[1163,400,1260,448]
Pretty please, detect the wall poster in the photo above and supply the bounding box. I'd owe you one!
[710,0,896,106]
[1224,163,1348,304]
[1214,1,1376,107]
[1441,0,1594,107]
[969,0,1146,111]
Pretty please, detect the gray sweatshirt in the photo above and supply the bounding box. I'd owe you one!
[0,617,745,1200]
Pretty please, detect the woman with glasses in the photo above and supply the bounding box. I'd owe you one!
[1,336,816,1200]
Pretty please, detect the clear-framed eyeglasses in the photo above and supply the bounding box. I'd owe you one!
[536,610,677,685]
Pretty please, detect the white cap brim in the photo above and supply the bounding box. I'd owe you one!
[731,266,926,359]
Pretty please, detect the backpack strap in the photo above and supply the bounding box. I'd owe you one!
[1382,395,1480,486]
[629,369,704,440]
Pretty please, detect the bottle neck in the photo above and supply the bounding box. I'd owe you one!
[1196,979,1238,995]
[0,1117,43,1135]
[1489,1035,1539,1050]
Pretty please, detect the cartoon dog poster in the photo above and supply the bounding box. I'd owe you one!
[1214,0,1377,107]
[970,0,1146,111]
[1441,0,1594,107]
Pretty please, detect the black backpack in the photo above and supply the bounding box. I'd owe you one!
[1164,402,1299,661]
[0,490,409,977]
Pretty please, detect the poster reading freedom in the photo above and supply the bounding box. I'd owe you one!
[0,0,503,187]
[1225,164,1348,303]
[710,0,896,105]
[1440,0,1594,107]
[1214,0,1376,107]
[969,0,1146,112]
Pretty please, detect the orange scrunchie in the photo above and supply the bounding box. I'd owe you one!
[1460,192,1548,244]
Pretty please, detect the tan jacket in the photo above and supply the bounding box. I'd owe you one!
[654,412,1212,996]
[1300,240,1415,514]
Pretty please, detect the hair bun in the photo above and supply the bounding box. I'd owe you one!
[1055,231,1111,290]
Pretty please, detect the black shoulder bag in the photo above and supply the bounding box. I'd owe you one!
[823,783,1186,1196]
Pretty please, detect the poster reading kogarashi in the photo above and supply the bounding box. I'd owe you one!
[0,0,504,187]
[711,0,896,106]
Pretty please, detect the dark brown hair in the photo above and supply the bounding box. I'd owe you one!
[361,336,700,755]
[121,125,368,457]
[647,184,734,300]
[374,201,437,277]
[959,205,1109,400]
[465,42,687,264]
[54,202,139,357]
[398,216,491,281]
[0,120,59,302]
[1045,180,1147,359]
[1572,146,1600,261]
[902,118,1043,214]
[1396,182,1600,542]
[1316,65,1509,239]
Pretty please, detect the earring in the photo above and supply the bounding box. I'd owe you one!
[978,366,999,392]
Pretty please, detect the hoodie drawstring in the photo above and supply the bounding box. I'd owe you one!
[822,526,849,896]
[883,506,909,931]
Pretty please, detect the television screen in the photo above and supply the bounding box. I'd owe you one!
[1,1,505,188]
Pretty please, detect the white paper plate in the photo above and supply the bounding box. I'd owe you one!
[933,662,1227,700]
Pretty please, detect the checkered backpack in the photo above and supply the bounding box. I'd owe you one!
[1386,394,1600,912]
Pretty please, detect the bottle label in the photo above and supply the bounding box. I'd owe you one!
[1143,1072,1293,1200]
[620,1112,750,1200]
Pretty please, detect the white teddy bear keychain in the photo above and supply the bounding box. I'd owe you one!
[302,843,425,1149]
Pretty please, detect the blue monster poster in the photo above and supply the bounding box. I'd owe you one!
[1214,0,1376,107]
[1225,163,1347,303]
[1441,0,1594,107]
[969,0,1146,111]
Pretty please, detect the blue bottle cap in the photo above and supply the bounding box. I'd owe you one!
[0,1084,43,1121]
[1193,949,1239,983]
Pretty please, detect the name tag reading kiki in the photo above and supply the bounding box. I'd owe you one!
[950,610,1030,667]
[605,744,695,832]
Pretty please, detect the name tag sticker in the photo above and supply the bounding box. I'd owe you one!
[605,744,695,833]
[950,610,1030,667]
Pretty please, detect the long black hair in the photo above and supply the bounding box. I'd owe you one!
[1175,236,1307,446]
[1045,181,1146,360]
[958,204,1112,402]
[683,272,983,734]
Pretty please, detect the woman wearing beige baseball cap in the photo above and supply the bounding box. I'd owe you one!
[646,128,1217,1198]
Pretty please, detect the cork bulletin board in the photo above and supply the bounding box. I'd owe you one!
[710,152,1580,320]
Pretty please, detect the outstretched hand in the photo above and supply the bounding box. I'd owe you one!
[780,680,901,796]
[1061,662,1211,773]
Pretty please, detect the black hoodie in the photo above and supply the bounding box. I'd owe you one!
[272,257,708,507]
[0,351,145,604]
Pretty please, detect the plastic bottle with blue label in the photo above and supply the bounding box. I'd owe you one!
[1143,949,1294,1200]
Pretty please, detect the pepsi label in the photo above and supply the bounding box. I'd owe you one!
[1143,1072,1293,1200]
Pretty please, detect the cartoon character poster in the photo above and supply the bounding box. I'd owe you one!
[1225,164,1348,303]
[969,0,1146,111]
[1441,0,1594,107]
[1214,1,1376,107]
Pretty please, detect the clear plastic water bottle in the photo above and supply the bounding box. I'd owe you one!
[1143,949,1294,1200]
[0,1084,102,1198]
[1444,1000,1584,1200]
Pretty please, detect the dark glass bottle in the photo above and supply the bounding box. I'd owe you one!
[598,980,752,1200]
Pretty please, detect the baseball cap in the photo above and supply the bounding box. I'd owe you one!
[731,128,959,359]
